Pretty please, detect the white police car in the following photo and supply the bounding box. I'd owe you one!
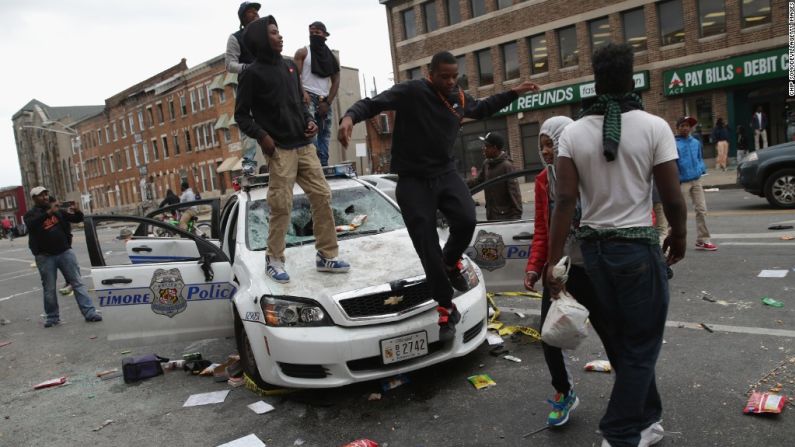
[84,165,488,388]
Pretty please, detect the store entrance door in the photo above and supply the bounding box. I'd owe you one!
[732,82,788,151]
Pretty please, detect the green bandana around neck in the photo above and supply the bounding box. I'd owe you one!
[579,92,644,162]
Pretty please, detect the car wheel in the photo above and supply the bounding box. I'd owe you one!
[763,168,795,209]
[234,310,277,390]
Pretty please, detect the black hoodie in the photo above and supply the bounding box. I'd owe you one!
[235,16,314,149]
[343,80,518,177]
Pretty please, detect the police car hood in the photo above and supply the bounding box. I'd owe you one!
[236,228,427,299]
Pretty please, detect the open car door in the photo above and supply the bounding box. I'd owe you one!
[440,169,538,292]
[85,215,235,346]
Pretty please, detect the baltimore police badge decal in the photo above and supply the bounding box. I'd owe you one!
[470,230,506,271]
[150,268,187,318]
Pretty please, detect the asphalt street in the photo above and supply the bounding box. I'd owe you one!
[0,188,793,447]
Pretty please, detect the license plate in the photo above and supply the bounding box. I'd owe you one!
[380,331,428,365]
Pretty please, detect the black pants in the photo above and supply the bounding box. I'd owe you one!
[540,264,602,395]
[395,172,476,307]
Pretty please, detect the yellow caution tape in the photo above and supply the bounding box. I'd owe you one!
[243,373,295,396]
[487,291,542,299]
[486,291,542,341]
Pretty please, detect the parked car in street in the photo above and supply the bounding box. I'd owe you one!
[83,165,488,389]
[737,141,795,209]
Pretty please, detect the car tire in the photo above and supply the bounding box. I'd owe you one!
[234,310,278,390]
[763,168,795,209]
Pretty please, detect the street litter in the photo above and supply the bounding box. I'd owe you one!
[92,419,114,432]
[183,390,230,407]
[700,323,715,333]
[485,294,541,341]
[768,224,794,230]
[584,360,612,372]
[468,374,496,390]
[247,400,275,415]
[33,377,67,389]
[89,335,97,340]
[217,434,266,447]
[119,350,131,355]
[522,425,550,438]
[368,393,382,401]
[122,354,166,383]
[489,345,509,357]
[95,368,119,378]
[381,374,410,392]
[704,187,719,192]
[515,312,526,318]
[228,376,245,388]
[0,318,10,325]
[342,440,379,447]
[781,235,795,241]
[743,392,787,415]
[99,371,122,381]
[162,360,186,371]
[503,355,522,363]
[243,373,294,397]
[0,341,12,348]
[758,269,788,278]
[761,297,785,308]
[294,439,305,446]
[182,352,203,361]
[336,214,368,233]
[485,332,504,346]
[701,291,718,303]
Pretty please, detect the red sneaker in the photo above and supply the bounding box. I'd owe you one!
[695,241,718,251]
[436,304,461,342]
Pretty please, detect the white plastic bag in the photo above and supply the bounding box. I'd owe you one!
[541,257,589,350]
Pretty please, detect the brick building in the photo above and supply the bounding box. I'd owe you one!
[380,0,788,174]
[364,110,397,173]
[0,186,27,230]
[13,54,365,214]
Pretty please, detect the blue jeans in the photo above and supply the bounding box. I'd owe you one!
[580,241,669,447]
[307,92,332,166]
[35,249,98,323]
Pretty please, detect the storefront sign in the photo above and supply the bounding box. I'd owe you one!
[663,48,787,96]
[495,72,649,116]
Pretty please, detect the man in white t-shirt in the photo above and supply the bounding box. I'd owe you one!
[545,43,687,447]
[294,21,340,166]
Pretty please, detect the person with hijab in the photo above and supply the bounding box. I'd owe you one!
[294,21,340,166]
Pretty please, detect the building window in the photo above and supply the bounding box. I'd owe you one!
[180,94,187,116]
[424,2,438,32]
[162,136,170,158]
[446,0,461,25]
[557,26,578,68]
[157,103,165,124]
[184,130,193,152]
[697,0,725,37]
[168,99,176,120]
[152,139,159,161]
[470,0,486,17]
[112,122,118,141]
[497,0,512,8]
[201,165,210,192]
[209,163,218,191]
[137,110,144,131]
[198,88,206,110]
[219,90,226,103]
[457,55,469,90]
[207,123,217,146]
[658,0,685,46]
[622,8,647,52]
[125,148,131,169]
[589,17,611,51]
[529,34,548,74]
[142,142,149,164]
[402,8,417,39]
[173,135,180,155]
[120,118,127,138]
[741,0,771,27]
[146,107,154,127]
[190,90,197,113]
[133,144,140,166]
[106,156,113,174]
[408,67,423,80]
[476,48,493,85]
[501,42,519,81]
[196,127,203,149]
[223,128,232,143]
[206,85,214,107]
[104,126,111,143]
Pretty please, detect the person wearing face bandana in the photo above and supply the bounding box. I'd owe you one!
[294,21,340,166]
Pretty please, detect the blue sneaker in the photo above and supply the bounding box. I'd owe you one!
[266,256,290,283]
[547,391,579,426]
[316,252,350,273]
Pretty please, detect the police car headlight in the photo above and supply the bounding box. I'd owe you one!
[261,295,332,327]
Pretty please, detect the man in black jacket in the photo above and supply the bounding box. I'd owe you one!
[235,16,349,284]
[338,52,539,340]
[24,187,101,328]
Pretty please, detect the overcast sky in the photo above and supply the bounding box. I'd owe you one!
[0,0,394,187]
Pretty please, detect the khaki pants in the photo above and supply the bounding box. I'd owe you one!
[681,178,711,243]
[266,144,338,260]
[178,209,198,230]
[652,202,668,243]
[754,129,768,150]
[715,141,729,170]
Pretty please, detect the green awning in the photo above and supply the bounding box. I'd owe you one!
[209,74,225,91]
[223,72,238,86]
[214,113,230,130]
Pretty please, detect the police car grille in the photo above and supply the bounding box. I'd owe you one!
[339,282,434,318]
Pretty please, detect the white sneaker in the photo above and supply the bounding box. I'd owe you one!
[639,421,664,446]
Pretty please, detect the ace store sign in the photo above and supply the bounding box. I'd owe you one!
[663,48,787,96]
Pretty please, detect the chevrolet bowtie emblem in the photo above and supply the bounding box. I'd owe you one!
[383,295,404,306]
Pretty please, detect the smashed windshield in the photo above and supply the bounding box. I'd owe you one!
[246,183,406,251]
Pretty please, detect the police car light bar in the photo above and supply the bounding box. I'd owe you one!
[241,163,357,191]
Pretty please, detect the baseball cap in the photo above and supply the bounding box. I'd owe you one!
[676,116,698,128]
[478,132,504,149]
[309,21,330,36]
[238,2,261,22]
[30,186,48,197]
